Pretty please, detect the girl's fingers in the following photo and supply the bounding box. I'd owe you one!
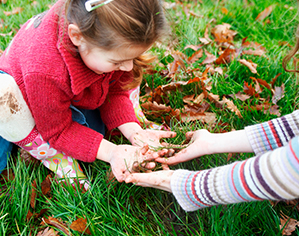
[140,143,149,155]
[162,163,170,170]
[143,161,156,170]
[156,131,176,139]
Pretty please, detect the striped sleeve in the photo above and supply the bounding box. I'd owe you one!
[245,110,299,155]
[171,136,299,211]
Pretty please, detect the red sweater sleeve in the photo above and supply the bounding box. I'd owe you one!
[22,73,102,162]
[99,72,140,130]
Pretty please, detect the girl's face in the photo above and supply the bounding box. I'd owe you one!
[68,24,150,74]
[77,43,149,74]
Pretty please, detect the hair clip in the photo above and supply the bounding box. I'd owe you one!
[85,0,114,12]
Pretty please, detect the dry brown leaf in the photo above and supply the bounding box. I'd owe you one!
[214,67,223,75]
[256,78,271,90]
[250,77,263,94]
[215,48,236,65]
[188,49,203,64]
[183,94,195,105]
[221,96,243,118]
[268,104,281,116]
[208,93,242,117]
[280,211,299,235]
[184,44,202,51]
[242,41,266,56]
[229,92,250,101]
[35,209,49,219]
[31,180,37,209]
[198,37,211,45]
[201,50,216,65]
[211,23,237,44]
[70,218,92,235]
[284,199,299,211]
[256,5,274,22]
[239,59,257,73]
[194,93,205,104]
[244,81,258,97]
[181,111,216,124]
[270,73,282,88]
[26,210,33,222]
[3,7,24,16]
[41,174,52,196]
[141,101,172,114]
[189,11,204,18]
[0,0,7,3]
[41,216,71,236]
[272,84,285,104]
[37,227,59,236]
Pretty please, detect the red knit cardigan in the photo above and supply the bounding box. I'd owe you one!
[0,0,139,162]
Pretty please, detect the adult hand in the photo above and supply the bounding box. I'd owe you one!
[125,170,174,193]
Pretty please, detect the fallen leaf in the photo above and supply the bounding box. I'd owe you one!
[70,217,92,235]
[221,96,243,118]
[26,210,33,222]
[188,49,203,64]
[37,227,58,236]
[244,81,258,97]
[35,209,49,219]
[41,216,71,236]
[30,180,37,209]
[214,67,223,75]
[3,7,24,16]
[181,111,216,124]
[256,5,274,22]
[41,174,52,196]
[250,77,263,94]
[270,73,282,88]
[239,59,257,73]
[201,50,217,65]
[268,104,281,116]
[211,23,237,44]
[242,40,266,56]
[198,37,211,45]
[272,84,285,104]
[229,92,250,101]
[215,48,236,65]
[0,31,13,37]
[280,211,299,235]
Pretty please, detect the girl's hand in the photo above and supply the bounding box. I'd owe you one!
[108,144,158,182]
[129,129,177,150]
[125,170,174,193]
[155,129,213,165]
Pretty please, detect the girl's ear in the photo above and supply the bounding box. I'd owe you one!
[68,24,84,46]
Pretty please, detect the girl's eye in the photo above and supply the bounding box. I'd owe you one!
[114,62,121,66]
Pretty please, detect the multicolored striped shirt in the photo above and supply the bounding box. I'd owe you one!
[171,110,299,211]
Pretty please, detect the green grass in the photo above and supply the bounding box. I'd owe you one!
[1,0,299,235]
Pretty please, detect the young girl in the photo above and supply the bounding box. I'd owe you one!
[0,0,176,186]
[125,29,299,211]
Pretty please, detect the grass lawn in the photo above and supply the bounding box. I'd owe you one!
[1,0,299,235]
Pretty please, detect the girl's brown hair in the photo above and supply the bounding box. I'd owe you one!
[282,26,299,73]
[64,0,167,89]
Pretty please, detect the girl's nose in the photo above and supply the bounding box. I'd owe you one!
[119,60,133,71]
